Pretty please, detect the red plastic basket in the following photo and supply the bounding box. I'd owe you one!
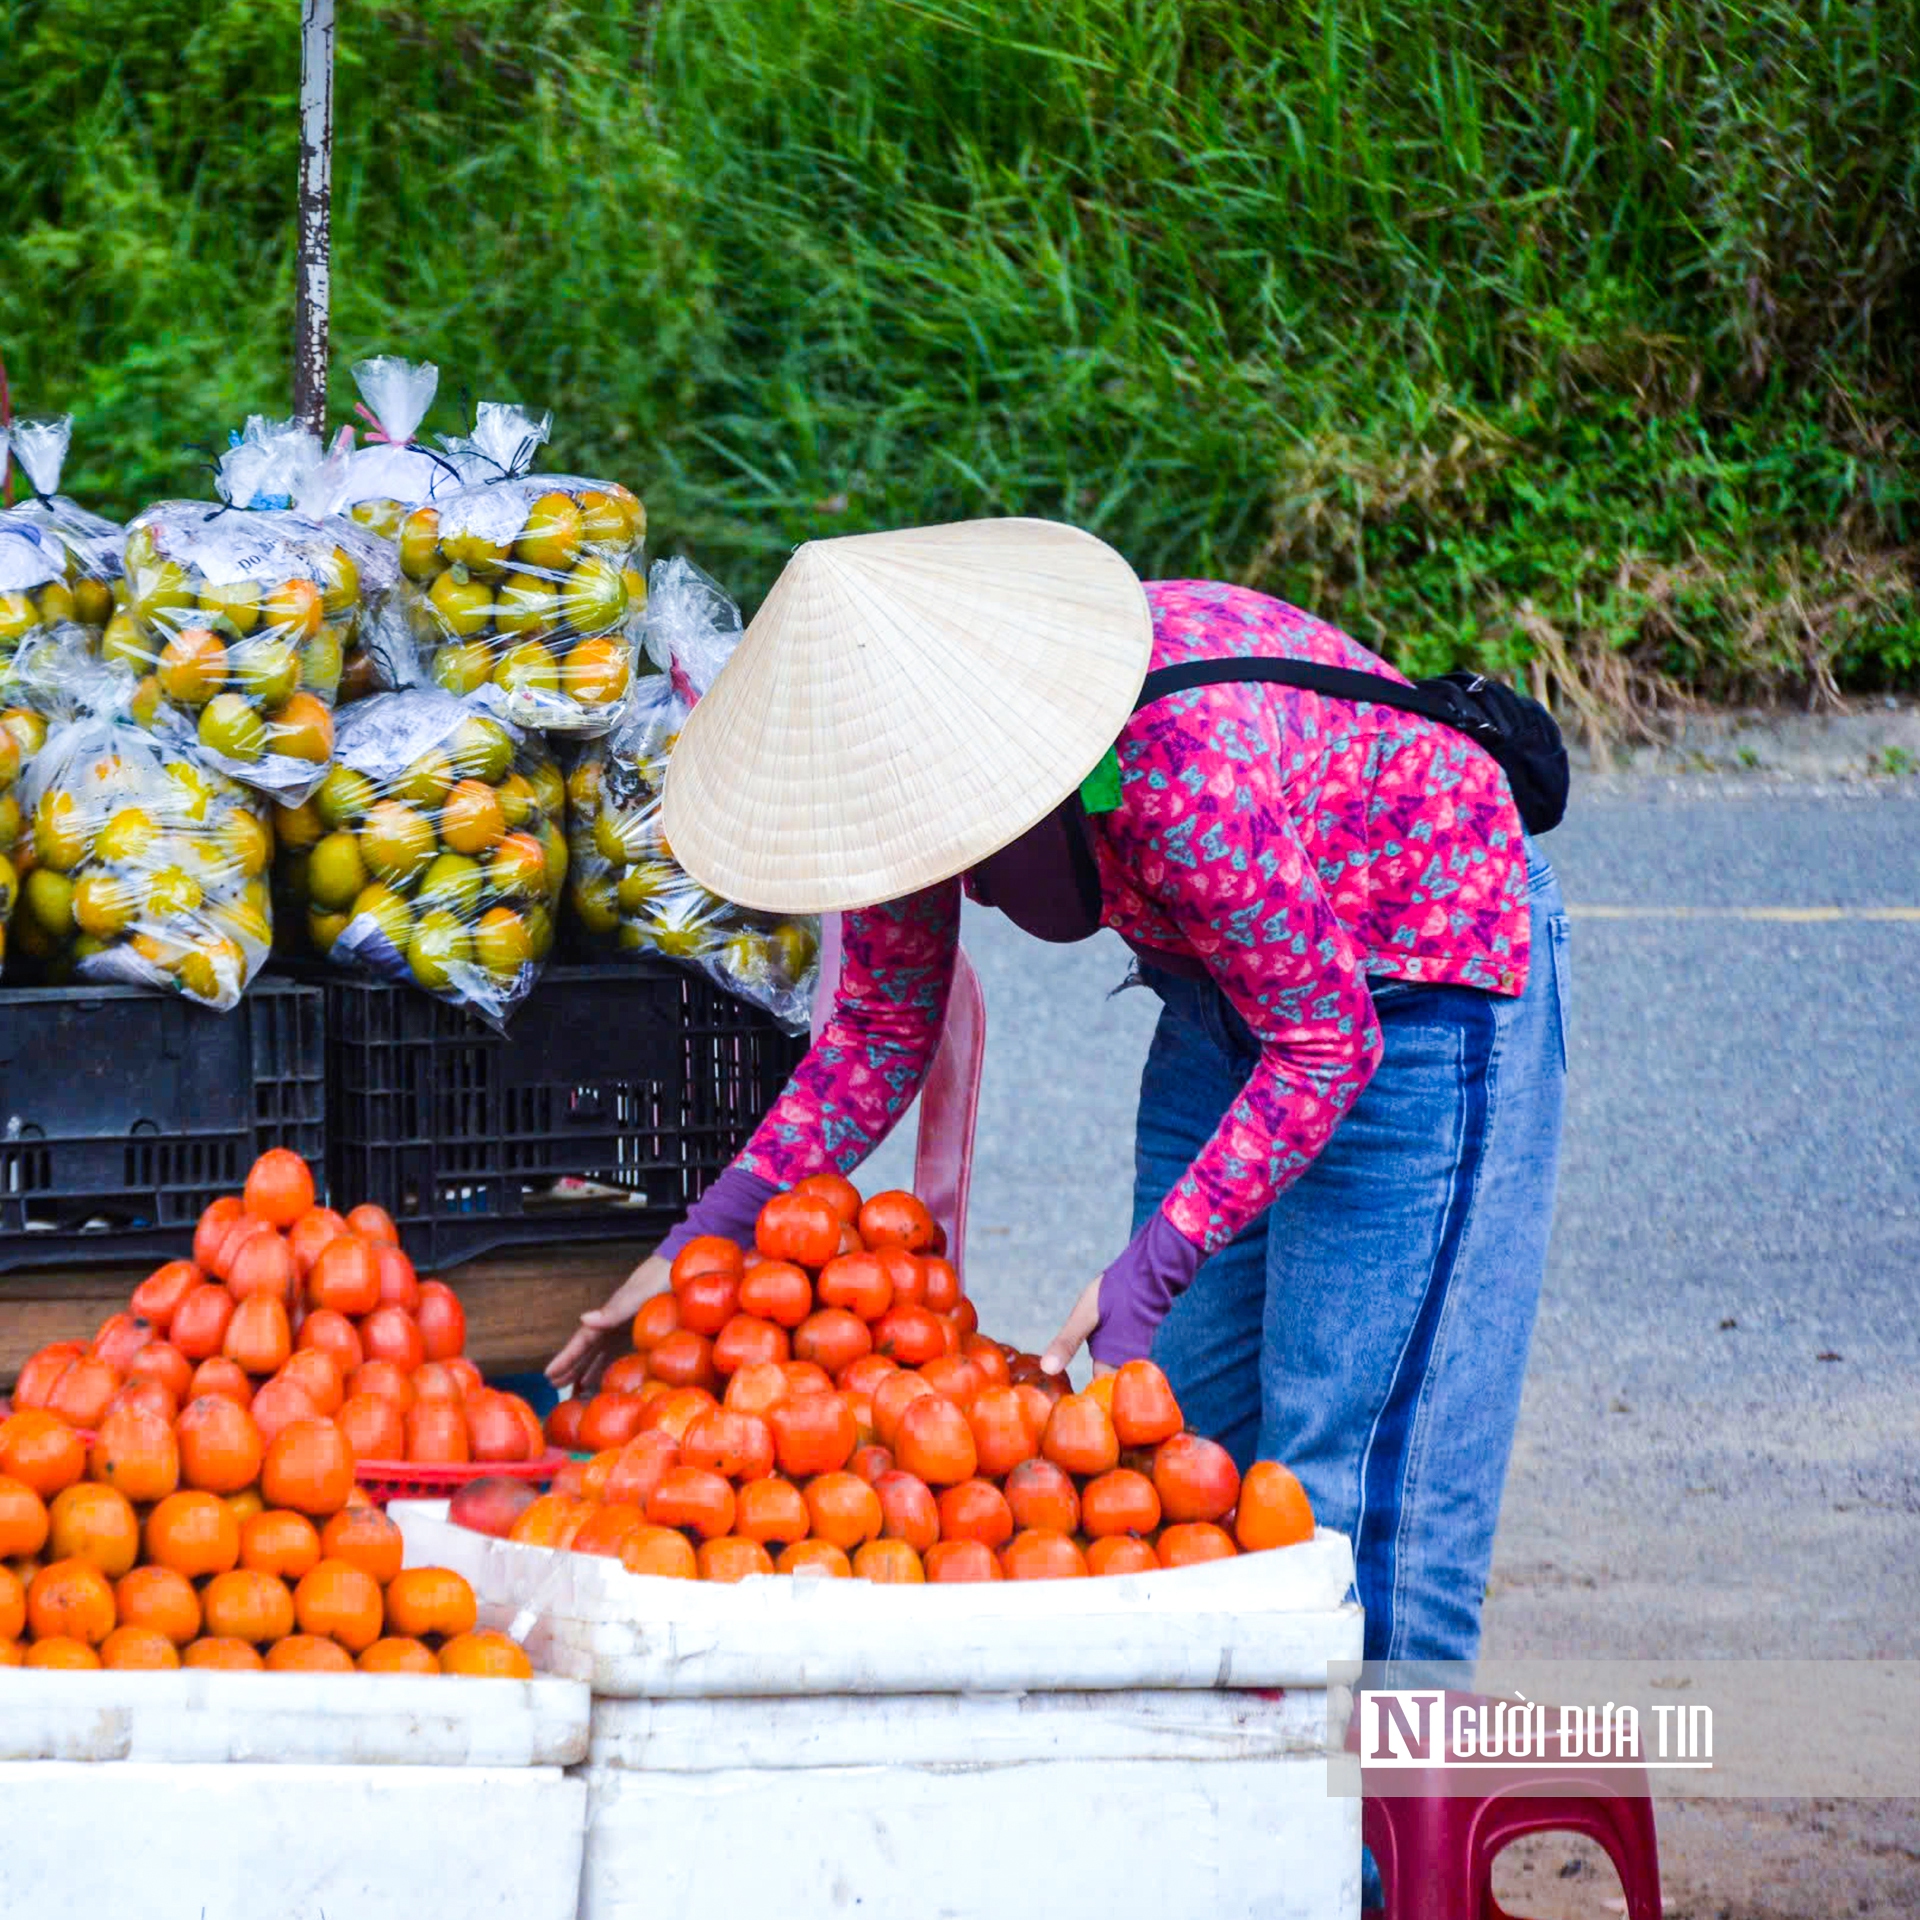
[350,1450,567,1507]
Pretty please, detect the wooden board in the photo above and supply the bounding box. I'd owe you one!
[0,1242,649,1390]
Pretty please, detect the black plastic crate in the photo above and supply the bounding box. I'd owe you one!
[0,979,326,1273]
[320,963,807,1270]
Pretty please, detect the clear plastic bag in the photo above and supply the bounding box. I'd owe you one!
[328,357,452,540]
[564,560,818,1030]
[272,689,565,1027]
[0,702,24,971]
[0,417,124,647]
[398,452,648,737]
[11,709,274,1007]
[113,489,397,804]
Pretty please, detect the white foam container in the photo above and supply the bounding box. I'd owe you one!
[578,1687,1358,1920]
[391,1501,1362,1697]
[0,1668,592,1920]
[392,1503,1363,1920]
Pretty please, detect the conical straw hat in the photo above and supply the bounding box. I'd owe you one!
[662,519,1152,913]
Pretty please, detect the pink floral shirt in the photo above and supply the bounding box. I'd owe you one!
[738,581,1531,1259]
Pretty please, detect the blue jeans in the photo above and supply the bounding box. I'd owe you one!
[1134,847,1570,1664]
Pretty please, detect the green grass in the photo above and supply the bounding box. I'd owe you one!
[3,0,1917,713]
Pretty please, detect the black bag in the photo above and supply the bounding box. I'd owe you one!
[1133,659,1568,835]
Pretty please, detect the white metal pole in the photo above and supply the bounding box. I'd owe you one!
[293,0,335,437]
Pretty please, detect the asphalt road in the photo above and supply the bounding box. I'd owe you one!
[856,784,1920,1664]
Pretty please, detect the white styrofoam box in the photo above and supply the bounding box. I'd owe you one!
[392,1501,1362,1698]
[586,1684,1334,1769]
[0,1761,585,1920]
[0,1667,589,1765]
[577,1691,1357,1920]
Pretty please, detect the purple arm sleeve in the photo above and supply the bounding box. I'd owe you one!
[654,1166,780,1265]
[1087,1211,1207,1368]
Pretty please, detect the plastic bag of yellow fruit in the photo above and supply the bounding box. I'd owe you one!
[564,561,817,1031]
[396,410,646,739]
[10,705,274,1007]
[327,357,453,540]
[111,473,396,805]
[273,689,565,1027]
[0,418,123,649]
[0,699,26,970]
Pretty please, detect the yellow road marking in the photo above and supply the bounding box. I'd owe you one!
[1569,905,1920,923]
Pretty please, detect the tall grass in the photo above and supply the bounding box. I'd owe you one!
[3,0,1917,707]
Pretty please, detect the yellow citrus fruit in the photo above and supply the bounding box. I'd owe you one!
[219,811,272,879]
[129,558,196,627]
[487,833,548,900]
[318,547,360,619]
[24,868,76,935]
[570,874,619,936]
[427,571,492,641]
[233,638,300,710]
[145,867,205,921]
[493,772,536,830]
[491,641,559,700]
[514,493,584,573]
[359,801,435,886]
[316,765,376,829]
[96,806,159,865]
[417,852,482,919]
[275,798,325,850]
[269,693,334,764]
[0,593,39,645]
[198,694,267,763]
[408,910,472,990]
[33,792,88,872]
[157,629,230,708]
[615,861,676,915]
[100,610,147,672]
[73,872,138,938]
[558,557,627,637]
[561,636,631,707]
[576,491,628,549]
[348,883,413,954]
[494,575,554,639]
[398,509,441,583]
[72,578,114,628]
[307,907,349,954]
[301,628,345,696]
[162,761,219,825]
[472,907,532,980]
[527,761,566,820]
[447,717,513,785]
[3,709,48,758]
[261,579,323,643]
[392,751,453,810]
[197,580,261,636]
[440,780,505,856]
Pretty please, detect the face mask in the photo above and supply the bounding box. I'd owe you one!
[966,798,1105,944]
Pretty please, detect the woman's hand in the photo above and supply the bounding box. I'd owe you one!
[1039,1277,1115,1383]
[546,1251,672,1392]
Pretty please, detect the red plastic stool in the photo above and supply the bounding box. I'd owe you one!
[1358,1694,1663,1919]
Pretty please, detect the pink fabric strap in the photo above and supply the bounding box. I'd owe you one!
[811,913,985,1279]
[912,942,984,1277]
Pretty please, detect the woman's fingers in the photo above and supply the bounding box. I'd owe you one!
[1039,1277,1104,1379]
[545,1323,600,1387]
[546,1251,675,1387]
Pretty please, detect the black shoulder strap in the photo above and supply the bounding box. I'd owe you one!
[1134,657,1481,733]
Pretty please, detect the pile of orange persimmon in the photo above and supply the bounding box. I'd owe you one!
[0,1387,520,1673]
[0,1145,537,1672]
[9,1149,547,1470]
[493,1175,1316,1582]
